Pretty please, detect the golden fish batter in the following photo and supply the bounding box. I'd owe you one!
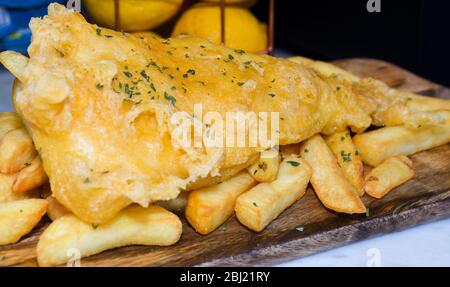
[12,4,445,223]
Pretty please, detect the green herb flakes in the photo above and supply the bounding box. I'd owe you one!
[287,161,300,167]
[164,92,176,105]
[341,151,352,162]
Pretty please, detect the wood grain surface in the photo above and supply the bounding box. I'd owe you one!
[1,58,449,267]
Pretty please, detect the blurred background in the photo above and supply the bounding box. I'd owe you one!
[0,0,448,85]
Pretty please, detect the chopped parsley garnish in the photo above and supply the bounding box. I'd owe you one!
[140,70,149,81]
[55,49,65,57]
[168,74,174,79]
[105,35,113,38]
[123,71,133,78]
[124,83,133,97]
[287,161,300,167]
[258,162,268,171]
[92,224,99,229]
[96,83,104,90]
[171,86,176,91]
[228,54,234,60]
[84,177,91,184]
[96,28,102,36]
[235,49,245,54]
[268,93,276,98]
[164,92,176,105]
[366,208,370,217]
[147,60,157,67]
[253,202,258,207]
[304,148,309,153]
[183,69,196,78]
[237,82,245,86]
[149,83,156,92]
[200,45,206,49]
[341,136,345,141]
[355,149,360,156]
[341,151,352,162]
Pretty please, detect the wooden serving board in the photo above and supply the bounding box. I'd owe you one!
[1,58,449,267]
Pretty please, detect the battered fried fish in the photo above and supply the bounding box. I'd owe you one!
[6,4,448,223]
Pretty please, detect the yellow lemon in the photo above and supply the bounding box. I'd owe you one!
[83,0,183,31]
[172,5,267,53]
[202,0,258,8]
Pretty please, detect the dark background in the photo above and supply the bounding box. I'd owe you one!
[251,0,450,86]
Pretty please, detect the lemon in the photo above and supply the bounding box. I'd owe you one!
[172,5,267,53]
[202,0,258,8]
[83,0,183,31]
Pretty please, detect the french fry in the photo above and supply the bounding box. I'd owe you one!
[364,155,414,199]
[247,149,280,182]
[353,124,450,166]
[405,93,450,113]
[37,205,182,267]
[0,128,37,174]
[12,156,48,193]
[46,196,70,221]
[0,174,36,202]
[0,199,47,245]
[185,171,256,235]
[155,191,189,213]
[0,51,28,82]
[300,134,366,214]
[325,130,365,195]
[235,156,311,232]
[0,112,23,139]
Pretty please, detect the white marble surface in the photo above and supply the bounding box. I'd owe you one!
[1,67,449,267]
[277,218,450,267]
